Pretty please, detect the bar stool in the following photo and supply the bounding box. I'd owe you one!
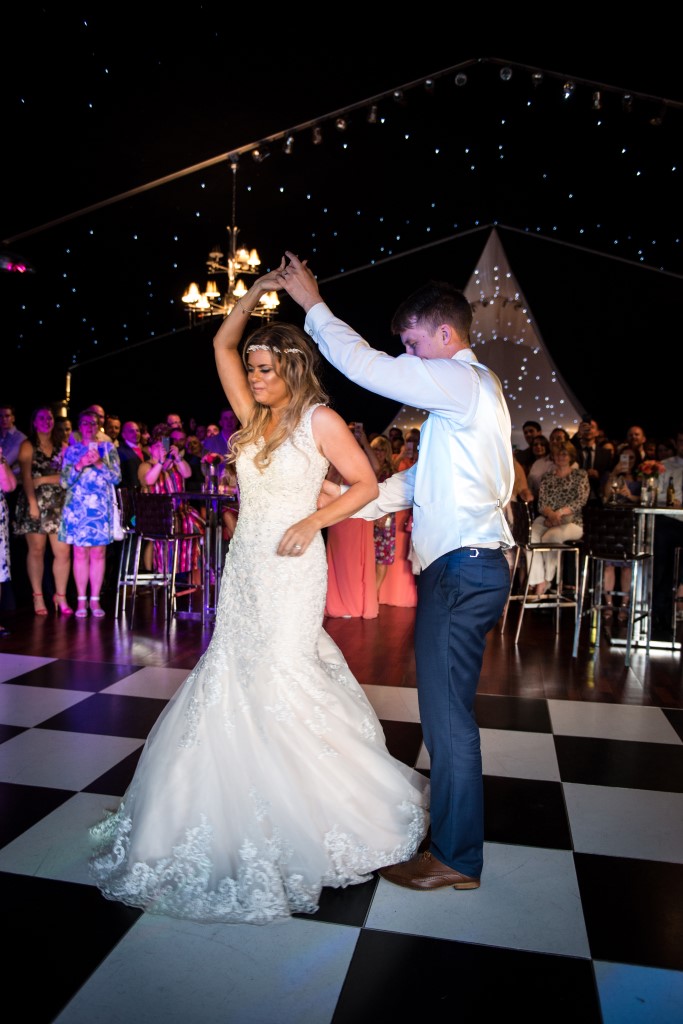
[501,501,581,643]
[113,487,138,617]
[572,505,651,667]
[671,545,683,647]
[129,492,204,630]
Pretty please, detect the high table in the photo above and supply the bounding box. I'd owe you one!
[612,506,683,653]
[173,490,238,624]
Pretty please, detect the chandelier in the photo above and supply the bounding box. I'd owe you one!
[182,156,279,324]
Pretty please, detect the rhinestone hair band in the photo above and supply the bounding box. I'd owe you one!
[247,344,300,354]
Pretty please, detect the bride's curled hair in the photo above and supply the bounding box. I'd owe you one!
[228,322,329,470]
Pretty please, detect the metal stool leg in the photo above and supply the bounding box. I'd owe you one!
[500,545,521,633]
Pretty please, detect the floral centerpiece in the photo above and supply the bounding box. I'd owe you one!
[636,459,665,508]
[636,460,665,480]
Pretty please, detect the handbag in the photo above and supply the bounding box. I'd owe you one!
[111,486,124,541]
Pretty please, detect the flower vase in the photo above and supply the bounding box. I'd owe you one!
[640,477,657,507]
[204,466,218,494]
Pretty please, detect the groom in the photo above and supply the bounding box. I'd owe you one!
[279,253,514,891]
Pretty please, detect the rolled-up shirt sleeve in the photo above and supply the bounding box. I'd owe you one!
[343,464,416,520]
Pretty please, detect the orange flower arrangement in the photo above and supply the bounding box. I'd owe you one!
[636,460,665,480]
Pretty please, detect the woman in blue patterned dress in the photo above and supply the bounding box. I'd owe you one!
[59,410,121,618]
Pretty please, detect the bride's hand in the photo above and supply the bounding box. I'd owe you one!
[254,259,286,293]
[277,518,317,557]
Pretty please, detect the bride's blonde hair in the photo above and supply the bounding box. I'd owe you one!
[228,322,328,471]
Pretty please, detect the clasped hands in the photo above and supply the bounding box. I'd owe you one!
[257,252,322,312]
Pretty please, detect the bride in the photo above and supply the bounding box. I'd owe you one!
[90,261,430,924]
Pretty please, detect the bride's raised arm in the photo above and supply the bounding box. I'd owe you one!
[213,261,285,424]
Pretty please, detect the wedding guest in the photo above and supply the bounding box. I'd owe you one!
[139,436,204,584]
[324,423,379,619]
[601,448,643,623]
[105,414,122,446]
[652,428,683,638]
[379,432,419,608]
[0,448,17,637]
[166,413,183,432]
[59,410,121,618]
[369,435,396,595]
[117,421,145,490]
[514,420,542,474]
[526,435,553,498]
[13,407,72,616]
[53,416,73,450]
[526,440,589,597]
[202,409,239,457]
[0,404,27,480]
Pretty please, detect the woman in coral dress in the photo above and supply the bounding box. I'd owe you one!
[378,436,419,607]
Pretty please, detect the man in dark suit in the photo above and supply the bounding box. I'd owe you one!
[572,417,614,504]
[514,420,542,474]
[117,421,145,489]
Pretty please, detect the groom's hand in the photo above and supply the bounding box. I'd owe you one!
[316,478,341,510]
[278,252,322,312]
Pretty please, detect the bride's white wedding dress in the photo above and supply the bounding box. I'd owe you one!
[90,405,429,923]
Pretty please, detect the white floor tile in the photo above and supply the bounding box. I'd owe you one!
[366,841,591,958]
[482,727,561,781]
[0,683,92,727]
[548,700,682,744]
[0,652,56,682]
[0,792,116,884]
[54,912,359,1024]
[0,728,143,789]
[362,683,420,722]
[101,666,190,699]
[563,783,683,863]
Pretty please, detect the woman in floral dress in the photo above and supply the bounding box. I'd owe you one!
[527,440,590,597]
[59,410,121,617]
[13,407,73,615]
[0,449,17,636]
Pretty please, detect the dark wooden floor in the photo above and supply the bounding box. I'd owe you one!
[1,587,681,709]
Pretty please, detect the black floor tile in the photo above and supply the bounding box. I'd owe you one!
[332,928,602,1023]
[575,852,683,971]
[3,871,142,1024]
[484,776,572,849]
[8,660,140,692]
[0,723,26,744]
[663,707,683,742]
[381,719,423,767]
[296,875,378,928]
[0,781,75,848]
[476,693,552,732]
[37,692,168,738]
[555,735,683,791]
[83,748,144,797]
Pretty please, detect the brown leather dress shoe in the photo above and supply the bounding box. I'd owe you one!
[378,851,480,891]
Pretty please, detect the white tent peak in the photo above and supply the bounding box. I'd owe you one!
[386,228,585,450]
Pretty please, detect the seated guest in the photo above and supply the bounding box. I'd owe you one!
[526,440,589,598]
[526,435,553,497]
